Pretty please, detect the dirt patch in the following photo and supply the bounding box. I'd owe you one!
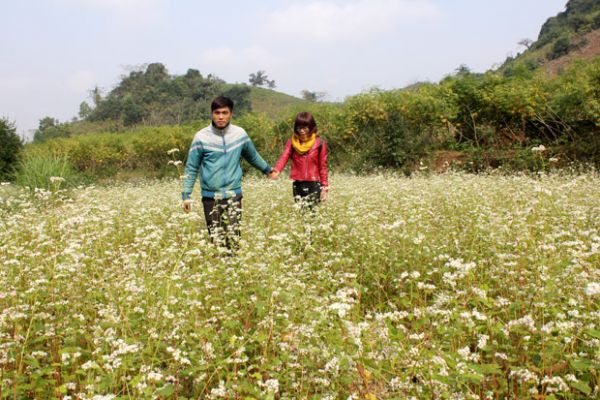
[543,29,600,75]
[432,151,466,172]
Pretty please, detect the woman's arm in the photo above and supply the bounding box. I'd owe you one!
[273,139,293,173]
[318,139,328,187]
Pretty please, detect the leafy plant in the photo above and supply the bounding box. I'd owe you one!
[0,117,23,181]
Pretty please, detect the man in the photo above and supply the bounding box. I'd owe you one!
[182,96,275,249]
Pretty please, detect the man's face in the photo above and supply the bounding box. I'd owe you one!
[212,107,232,129]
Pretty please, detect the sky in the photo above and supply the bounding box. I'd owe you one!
[1,0,568,140]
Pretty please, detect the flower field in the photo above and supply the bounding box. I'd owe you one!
[1,173,600,399]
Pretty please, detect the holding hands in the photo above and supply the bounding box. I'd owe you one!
[268,169,280,180]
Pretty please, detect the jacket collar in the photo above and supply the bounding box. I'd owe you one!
[211,121,231,135]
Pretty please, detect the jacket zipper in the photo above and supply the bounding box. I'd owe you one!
[221,132,227,190]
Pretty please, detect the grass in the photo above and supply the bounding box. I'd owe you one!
[0,172,599,399]
[246,86,307,119]
[14,153,80,192]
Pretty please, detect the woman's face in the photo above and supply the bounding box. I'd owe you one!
[296,126,311,142]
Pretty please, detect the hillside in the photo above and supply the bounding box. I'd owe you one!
[504,0,600,74]
[86,63,308,126]
[543,28,600,74]
[227,84,308,119]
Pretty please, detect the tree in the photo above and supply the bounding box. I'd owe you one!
[249,70,276,88]
[518,38,533,49]
[90,86,103,107]
[301,90,326,102]
[79,101,93,119]
[88,64,231,125]
[221,85,252,114]
[0,118,23,180]
[34,117,71,142]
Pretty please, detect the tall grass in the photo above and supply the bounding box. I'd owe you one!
[15,153,79,191]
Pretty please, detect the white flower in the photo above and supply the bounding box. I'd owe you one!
[531,144,546,152]
[91,395,116,400]
[148,371,163,382]
[167,148,180,155]
[508,314,536,332]
[458,346,471,359]
[540,376,568,394]
[50,176,66,183]
[264,379,279,394]
[210,380,227,397]
[81,360,98,370]
[585,282,600,296]
[477,334,489,350]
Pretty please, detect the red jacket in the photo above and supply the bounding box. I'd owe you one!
[274,137,328,187]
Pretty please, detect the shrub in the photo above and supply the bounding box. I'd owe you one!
[548,35,572,60]
[0,118,23,181]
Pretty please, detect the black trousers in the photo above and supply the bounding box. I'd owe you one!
[202,194,242,250]
[293,181,321,208]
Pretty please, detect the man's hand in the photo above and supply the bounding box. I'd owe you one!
[183,199,193,213]
[268,170,280,180]
[320,188,328,202]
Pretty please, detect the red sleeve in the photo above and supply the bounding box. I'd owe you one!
[319,140,328,187]
[274,139,293,172]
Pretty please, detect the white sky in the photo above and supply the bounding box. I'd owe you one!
[0,0,567,139]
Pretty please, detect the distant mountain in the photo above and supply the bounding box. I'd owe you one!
[502,0,600,75]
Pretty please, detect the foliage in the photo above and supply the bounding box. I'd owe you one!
[548,35,572,60]
[33,116,72,142]
[342,85,456,171]
[301,90,327,102]
[248,70,276,88]
[221,84,253,114]
[24,124,197,179]
[25,57,600,177]
[87,63,251,126]
[0,118,23,181]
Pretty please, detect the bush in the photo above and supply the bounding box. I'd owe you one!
[548,35,572,60]
[0,118,23,181]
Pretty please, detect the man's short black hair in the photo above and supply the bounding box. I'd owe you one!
[211,96,234,112]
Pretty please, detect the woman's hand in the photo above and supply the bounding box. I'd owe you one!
[268,170,280,180]
[320,187,328,202]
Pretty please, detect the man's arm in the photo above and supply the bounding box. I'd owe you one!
[181,140,203,205]
[241,137,272,175]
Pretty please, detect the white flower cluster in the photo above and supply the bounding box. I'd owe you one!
[585,282,600,296]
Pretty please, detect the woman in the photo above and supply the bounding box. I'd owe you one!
[271,112,328,207]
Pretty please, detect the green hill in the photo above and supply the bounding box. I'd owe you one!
[225,84,307,119]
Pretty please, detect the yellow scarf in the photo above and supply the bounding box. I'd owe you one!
[292,134,316,154]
